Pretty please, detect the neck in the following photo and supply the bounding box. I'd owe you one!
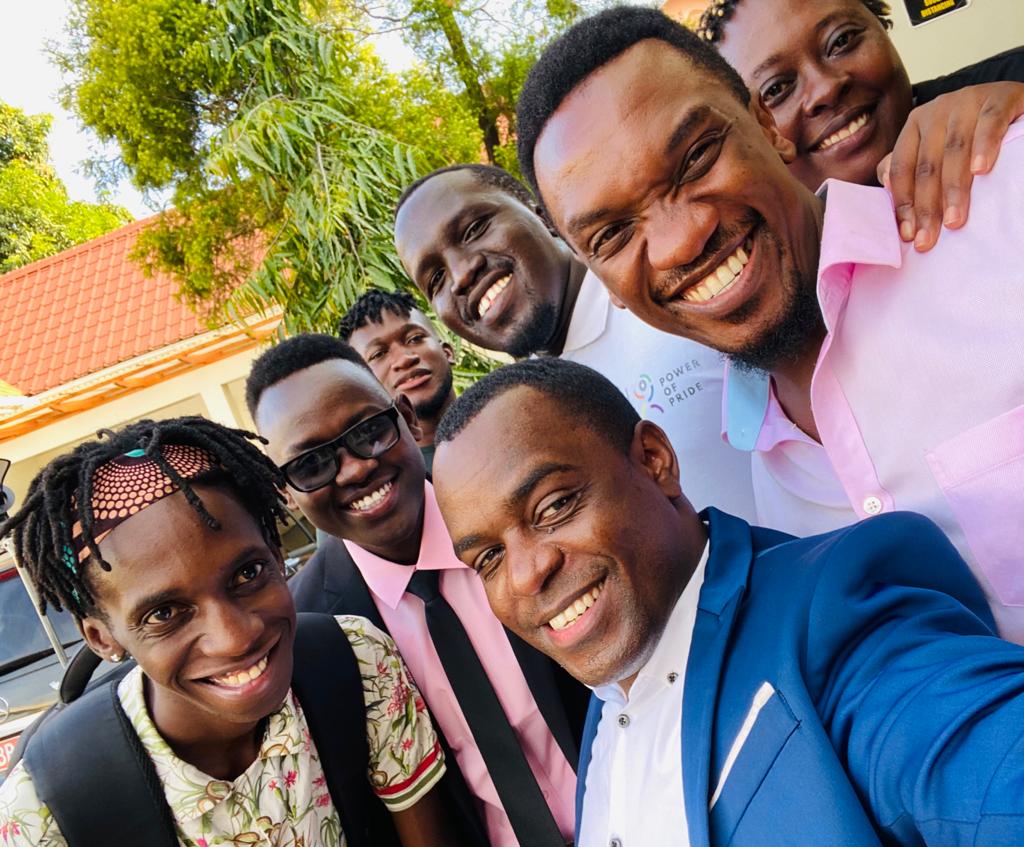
[769,191,828,441]
[617,506,708,697]
[414,391,456,448]
[145,677,264,781]
[541,252,589,356]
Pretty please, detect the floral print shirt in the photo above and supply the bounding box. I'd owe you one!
[0,615,444,847]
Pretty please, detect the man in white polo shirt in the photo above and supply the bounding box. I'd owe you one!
[392,163,758,522]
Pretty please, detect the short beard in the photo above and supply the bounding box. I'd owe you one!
[726,231,824,375]
[504,302,559,359]
[413,368,454,422]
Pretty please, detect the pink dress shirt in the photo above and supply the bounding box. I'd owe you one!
[343,482,576,845]
[725,118,1024,641]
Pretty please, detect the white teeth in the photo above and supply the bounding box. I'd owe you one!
[549,582,604,631]
[818,112,869,150]
[349,481,393,512]
[211,654,269,687]
[477,275,511,318]
[681,238,752,304]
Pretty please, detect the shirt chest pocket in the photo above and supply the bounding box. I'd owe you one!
[925,404,1024,606]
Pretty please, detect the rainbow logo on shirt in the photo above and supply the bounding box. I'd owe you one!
[631,373,665,417]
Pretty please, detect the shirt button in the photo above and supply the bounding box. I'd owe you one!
[862,495,883,515]
[667,672,679,684]
[617,714,630,728]
[610,839,622,847]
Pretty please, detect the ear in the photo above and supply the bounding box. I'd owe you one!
[396,392,425,442]
[750,95,796,165]
[80,615,126,664]
[629,420,683,499]
[281,485,300,511]
[442,341,456,364]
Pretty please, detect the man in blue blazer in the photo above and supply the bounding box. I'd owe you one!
[431,357,1024,847]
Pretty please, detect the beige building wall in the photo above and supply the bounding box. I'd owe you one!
[888,0,1024,83]
[1,347,269,508]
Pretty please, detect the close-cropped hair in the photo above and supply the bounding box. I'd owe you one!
[395,163,536,221]
[515,6,751,200]
[245,333,371,417]
[0,417,289,618]
[696,0,893,44]
[436,358,640,453]
[338,289,421,342]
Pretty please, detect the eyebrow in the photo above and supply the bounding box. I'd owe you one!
[749,12,850,79]
[413,202,494,280]
[451,462,576,558]
[289,403,383,454]
[126,544,273,622]
[564,107,711,239]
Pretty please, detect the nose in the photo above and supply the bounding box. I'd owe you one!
[333,447,379,489]
[506,536,563,598]
[392,348,420,373]
[448,250,486,296]
[801,62,851,117]
[645,200,718,273]
[202,600,263,659]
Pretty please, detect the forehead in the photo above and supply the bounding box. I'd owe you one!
[348,308,436,351]
[534,39,737,230]
[436,388,614,504]
[91,488,261,603]
[395,171,532,261]
[719,0,876,73]
[255,359,389,453]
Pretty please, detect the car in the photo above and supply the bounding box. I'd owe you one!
[0,554,85,778]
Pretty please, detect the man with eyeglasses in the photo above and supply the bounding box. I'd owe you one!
[245,333,587,847]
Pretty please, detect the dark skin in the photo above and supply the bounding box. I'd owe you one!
[80,484,457,846]
[716,0,1024,251]
[534,39,826,437]
[395,169,589,358]
[434,389,707,694]
[348,309,457,447]
[255,359,427,565]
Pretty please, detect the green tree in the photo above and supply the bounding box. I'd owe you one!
[57,0,489,333]
[0,103,130,273]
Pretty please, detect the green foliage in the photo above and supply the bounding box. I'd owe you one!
[0,102,130,273]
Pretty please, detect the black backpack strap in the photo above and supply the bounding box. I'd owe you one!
[292,613,399,847]
[23,677,177,847]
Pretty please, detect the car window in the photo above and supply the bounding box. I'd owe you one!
[0,570,81,668]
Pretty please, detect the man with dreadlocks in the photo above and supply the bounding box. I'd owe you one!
[698,0,1024,252]
[338,290,457,475]
[0,417,455,847]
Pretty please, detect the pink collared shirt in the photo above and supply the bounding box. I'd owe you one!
[343,482,576,845]
[725,119,1024,642]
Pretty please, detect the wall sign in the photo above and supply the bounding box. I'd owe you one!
[903,0,970,26]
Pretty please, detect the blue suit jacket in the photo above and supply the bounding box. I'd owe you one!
[576,508,1024,846]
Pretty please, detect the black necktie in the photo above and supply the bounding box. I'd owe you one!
[405,568,566,847]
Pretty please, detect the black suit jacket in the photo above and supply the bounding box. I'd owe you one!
[290,534,590,844]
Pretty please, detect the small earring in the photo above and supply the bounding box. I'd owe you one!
[110,653,123,663]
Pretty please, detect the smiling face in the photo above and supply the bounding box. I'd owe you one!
[716,0,913,190]
[254,358,426,564]
[81,485,295,743]
[348,308,456,426]
[433,387,704,688]
[395,169,572,357]
[533,38,825,368]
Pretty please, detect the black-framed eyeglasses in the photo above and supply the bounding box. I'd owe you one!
[280,406,401,492]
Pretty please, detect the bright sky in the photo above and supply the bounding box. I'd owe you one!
[2,2,417,220]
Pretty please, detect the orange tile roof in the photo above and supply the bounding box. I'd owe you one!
[0,216,209,396]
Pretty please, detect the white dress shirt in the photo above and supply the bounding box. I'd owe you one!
[578,542,710,847]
